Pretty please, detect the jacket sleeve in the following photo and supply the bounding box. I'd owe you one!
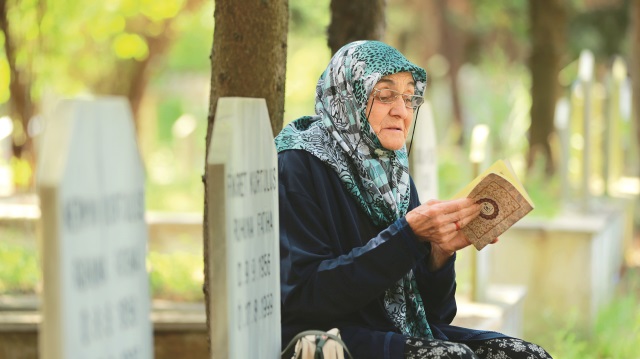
[414,254,457,324]
[279,150,456,324]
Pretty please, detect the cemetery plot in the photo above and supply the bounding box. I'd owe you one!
[38,98,152,359]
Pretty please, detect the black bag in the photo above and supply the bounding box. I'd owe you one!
[281,328,354,359]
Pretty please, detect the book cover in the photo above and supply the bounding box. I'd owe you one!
[453,160,534,250]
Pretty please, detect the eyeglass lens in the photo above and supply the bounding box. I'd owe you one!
[374,89,423,108]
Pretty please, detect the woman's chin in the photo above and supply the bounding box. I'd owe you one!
[380,139,405,151]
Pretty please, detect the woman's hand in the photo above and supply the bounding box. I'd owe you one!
[405,198,481,269]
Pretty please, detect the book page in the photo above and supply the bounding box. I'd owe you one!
[461,173,534,250]
[451,159,535,250]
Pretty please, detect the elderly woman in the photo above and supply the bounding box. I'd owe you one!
[275,41,551,359]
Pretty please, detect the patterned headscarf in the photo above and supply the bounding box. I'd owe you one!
[275,41,433,339]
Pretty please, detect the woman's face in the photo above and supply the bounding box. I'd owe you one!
[366,72,416,151]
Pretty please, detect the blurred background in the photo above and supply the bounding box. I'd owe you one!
[0,0,638,357]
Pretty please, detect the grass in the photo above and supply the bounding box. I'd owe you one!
[0,240,204,302]
[537,268,640,359]
[148,251,204,302]
[0,240,39,294]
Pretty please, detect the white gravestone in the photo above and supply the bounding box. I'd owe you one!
[207,98,280,358]
[410,101,439,201]
[38,97,153,359]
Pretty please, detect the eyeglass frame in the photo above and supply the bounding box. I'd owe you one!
[371,88,424,109]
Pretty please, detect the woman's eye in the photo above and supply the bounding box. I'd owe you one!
[377,90,395,102]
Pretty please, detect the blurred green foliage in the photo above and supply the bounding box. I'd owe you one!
[0,238,204,301]
[146,175,203,213]
[0,238,39,294]
[289,0,329,37]
[165,6,214,72]
[0,0,208,104]
[148,251,204,302]
[9,156,33,189]
[542,270,640,359]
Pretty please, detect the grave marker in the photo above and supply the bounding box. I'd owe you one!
[468,124,491,302]
[578,49,594,212]
[605,57,627,194]
[554,97,571,206]
[207,98,280,358]
[38,97,153,358]
[410,101,439,201]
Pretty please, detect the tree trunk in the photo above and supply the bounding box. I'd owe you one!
[124,0,207,125]
[632,0,640,163]
[126,22,173,131]
[435,0,468,144]
[527,0,566,174]
[328,0,386,54]
[96,20,174,133]
[203,0,288,353]
[96,0,205,132]
[0,0,35,181]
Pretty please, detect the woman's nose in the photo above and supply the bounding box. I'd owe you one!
[390,97,409,116]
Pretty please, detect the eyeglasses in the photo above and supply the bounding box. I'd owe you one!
[371,88,424,109]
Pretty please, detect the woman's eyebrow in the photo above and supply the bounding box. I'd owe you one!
[377,78,416,87]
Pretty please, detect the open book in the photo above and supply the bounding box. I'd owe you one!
[453,159,534,250]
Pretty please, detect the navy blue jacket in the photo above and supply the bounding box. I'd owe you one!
[279,150,503,359]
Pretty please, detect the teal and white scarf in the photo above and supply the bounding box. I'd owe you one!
[275,40,433,339]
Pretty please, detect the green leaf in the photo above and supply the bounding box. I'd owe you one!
[141,0,185,22]
[0,56,10,104]
[112,33,149,60]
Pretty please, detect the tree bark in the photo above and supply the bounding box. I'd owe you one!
[0,0,35,175]
[632,0,640,161]
[527,0,566,174]
[203,0,288,353]
[328,0,386,54]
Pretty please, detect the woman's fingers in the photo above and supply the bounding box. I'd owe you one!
[431,199,480,233]
[448,203,481,230]
[406,198,481,243]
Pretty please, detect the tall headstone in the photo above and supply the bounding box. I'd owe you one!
[578,49,595,212]
[38,97,153,359]
[409,101,439,201]
[207,98,280,358]
[605,57,627,194]
[554,97,571,206]
[468,124,491,302]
